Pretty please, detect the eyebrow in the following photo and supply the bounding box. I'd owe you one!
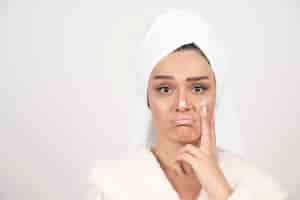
[153,75,209,81]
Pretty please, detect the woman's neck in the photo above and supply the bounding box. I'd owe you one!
[150,139,202,199]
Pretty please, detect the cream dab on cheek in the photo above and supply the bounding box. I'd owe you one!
[198,96,215,115]
[199,96,213,106]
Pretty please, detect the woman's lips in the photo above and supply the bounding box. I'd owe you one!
[174,117,194,126]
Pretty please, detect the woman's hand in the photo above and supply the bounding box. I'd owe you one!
[175,105,233,200]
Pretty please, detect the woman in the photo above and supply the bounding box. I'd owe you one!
[86,9,288,200]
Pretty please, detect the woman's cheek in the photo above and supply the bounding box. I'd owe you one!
[195,95,215,118]
[151,94,173,110]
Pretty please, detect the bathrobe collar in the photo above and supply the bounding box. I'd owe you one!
[91,147,226,199]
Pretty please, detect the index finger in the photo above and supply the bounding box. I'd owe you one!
[199,105,212,154]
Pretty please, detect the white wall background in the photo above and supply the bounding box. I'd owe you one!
[1,0,299,199]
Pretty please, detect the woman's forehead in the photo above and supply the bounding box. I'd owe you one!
[150,74,211,84]
[150,50,213,79]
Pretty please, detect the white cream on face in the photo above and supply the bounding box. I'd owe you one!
[198,96,214,117]
[199,96,213,106]
[177,96,214,112]
[178,100,186,110]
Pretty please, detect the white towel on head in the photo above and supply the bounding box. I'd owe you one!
[132,8,245,156]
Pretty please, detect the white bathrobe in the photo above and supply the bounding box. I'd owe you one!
[86,147,288,200]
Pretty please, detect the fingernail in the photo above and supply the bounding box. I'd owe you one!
[201,105,207,116]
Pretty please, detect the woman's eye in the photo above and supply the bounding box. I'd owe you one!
[157,86,173,94]
[192,85,208,93]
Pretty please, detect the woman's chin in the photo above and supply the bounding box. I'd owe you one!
[176,137,200,144]
[170,128,201,143]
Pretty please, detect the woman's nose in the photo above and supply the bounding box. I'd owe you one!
[175,90,191,112]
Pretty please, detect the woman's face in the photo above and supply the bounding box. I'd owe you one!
[148,49,216,145]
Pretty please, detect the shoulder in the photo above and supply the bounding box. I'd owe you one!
[217,148,277,182]
[88,147,151,189]
[217,148,288,199]
[87,147,157,199]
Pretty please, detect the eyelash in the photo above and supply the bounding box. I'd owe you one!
[156,85,209,94]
